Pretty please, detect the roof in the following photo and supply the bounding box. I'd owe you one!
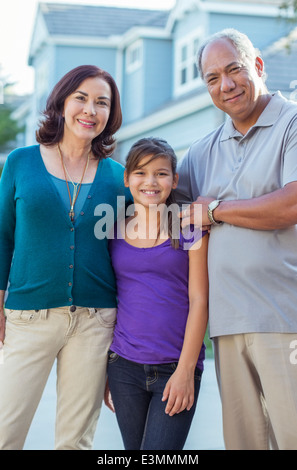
[206,0,283,4]
[263,28,297,97]
[39,2,170,37]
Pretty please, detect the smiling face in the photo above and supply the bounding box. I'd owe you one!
[62,76,112,145]
[124,155,178,208]
[201,38,268,133]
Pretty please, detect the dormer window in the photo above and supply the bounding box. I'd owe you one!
[126,40,143,73]
[175,30,202,95]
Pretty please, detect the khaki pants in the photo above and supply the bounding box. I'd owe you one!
[0,306,116,450]
[214,333,297,450]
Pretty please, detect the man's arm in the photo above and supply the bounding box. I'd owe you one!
[183,181,297,231]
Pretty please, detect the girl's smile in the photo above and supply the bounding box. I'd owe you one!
[140,189,161,195]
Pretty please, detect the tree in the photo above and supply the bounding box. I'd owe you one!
[280,1,297,20]
[0,67,24,153]
[0,106,23,150]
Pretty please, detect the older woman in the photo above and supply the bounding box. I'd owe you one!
[0,65,129,450]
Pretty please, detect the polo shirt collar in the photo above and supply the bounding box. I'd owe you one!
[220,91,286,142]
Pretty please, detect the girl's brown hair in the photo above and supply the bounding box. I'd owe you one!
[36,65,122,159]
[125,137,180,248]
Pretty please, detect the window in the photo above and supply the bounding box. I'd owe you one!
[126,40,143,73]
[175,31,202,95]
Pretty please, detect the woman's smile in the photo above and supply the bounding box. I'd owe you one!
[77,119,96,128]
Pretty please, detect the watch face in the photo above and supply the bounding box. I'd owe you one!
[209,200,219,210]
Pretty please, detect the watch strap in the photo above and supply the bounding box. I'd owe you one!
[207,200,223,225]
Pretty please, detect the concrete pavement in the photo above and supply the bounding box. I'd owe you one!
[24,358,225,450]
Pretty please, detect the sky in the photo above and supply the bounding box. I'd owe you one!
[0,0,176,95]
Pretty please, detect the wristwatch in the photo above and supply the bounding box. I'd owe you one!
[207,200,223,225]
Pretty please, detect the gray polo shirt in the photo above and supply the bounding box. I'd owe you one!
[176,92,297,337]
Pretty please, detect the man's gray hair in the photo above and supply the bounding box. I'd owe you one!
[197,28,264,81]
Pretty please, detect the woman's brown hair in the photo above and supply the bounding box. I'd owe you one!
[36,65,122,159]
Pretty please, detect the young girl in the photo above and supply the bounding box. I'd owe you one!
[107,137,209,450]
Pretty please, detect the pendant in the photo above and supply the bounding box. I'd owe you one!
[69,209,75,222]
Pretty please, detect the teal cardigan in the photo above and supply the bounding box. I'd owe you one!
[0,145,130,310]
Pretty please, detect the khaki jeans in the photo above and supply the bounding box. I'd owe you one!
[0,305,116,450]
[214,333,297,450]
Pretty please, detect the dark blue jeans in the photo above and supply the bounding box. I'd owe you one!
[107,351,203,450]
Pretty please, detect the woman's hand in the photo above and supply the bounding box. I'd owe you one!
[104,379,115,413]
[162,367,195,416]
[0,308,5,347]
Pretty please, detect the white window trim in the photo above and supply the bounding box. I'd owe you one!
[126,39,143,74]
[174,28,204,97]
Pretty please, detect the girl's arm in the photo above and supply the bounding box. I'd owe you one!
[162,233,209,416]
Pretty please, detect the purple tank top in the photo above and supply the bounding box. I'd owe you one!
[109,228,206,370]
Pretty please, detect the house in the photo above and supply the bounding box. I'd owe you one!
[262,27,297,100]
[26,0,296,163]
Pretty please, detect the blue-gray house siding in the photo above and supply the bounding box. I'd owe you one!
[122,38,173,124]
[208,12,292,49]
[55,45,118,85]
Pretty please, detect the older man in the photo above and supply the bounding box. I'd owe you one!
[176,29,297,450]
